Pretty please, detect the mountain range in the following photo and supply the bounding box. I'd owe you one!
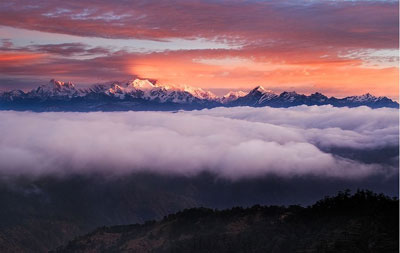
[0,79,398,111]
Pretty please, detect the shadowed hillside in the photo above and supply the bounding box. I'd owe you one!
[55,190,398,253]
[0,173,397,252]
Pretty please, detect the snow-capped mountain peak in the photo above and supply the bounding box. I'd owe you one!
[248,85,276,95]
[107,84,124,94]
[219,91,246,104]
[29,79,80,98]
[128,79,156,90]
[247,86,277,103]
[51,79,75,88]
[43,79,76,91]
[224,91,247,97]
[249,85,267,94]
[182,85,217,100]
[81,79,214,104]
[345,93,380,102]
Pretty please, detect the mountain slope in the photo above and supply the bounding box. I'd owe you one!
[54,190,399,253]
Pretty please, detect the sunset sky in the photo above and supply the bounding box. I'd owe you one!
[0,0,398,98]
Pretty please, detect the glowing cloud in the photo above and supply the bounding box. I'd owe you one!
[0,0,398,98]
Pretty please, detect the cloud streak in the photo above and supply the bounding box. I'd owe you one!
[0,0,397,48]
[0,106,397,179]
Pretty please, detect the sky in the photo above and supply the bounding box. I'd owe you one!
[0,0,398,98]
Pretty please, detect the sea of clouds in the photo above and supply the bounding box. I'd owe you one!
[0,105,398,179]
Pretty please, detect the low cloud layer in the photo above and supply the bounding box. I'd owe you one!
[0,106,398,179]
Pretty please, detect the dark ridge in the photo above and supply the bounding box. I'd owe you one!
[54,190,399,253]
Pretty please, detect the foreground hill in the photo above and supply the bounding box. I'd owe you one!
[0,173,397,252]
[55,190,398,253]
[0,79,398,111]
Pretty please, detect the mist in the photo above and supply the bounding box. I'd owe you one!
[0,105,398,179]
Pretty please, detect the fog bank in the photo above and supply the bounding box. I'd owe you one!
[0,105,398,179]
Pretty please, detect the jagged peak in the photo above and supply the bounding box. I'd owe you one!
[24,79,80,98]
[219,90,246,104]
[249,86,275,95]
[223,90,246,98]
[5,89,24,95]
[360,93,375,98]
[310,92,328,98]
[128,79,156,90]
[280,91,299,96]
[108,84,124,94]
[33,79,77,93]
[48,79,75,89]
[182,85,217,100]
[250,85,266,93]
[311,92,324,96]
[345,93,382,103]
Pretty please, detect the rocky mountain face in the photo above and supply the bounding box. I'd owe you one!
[54,190,399,253]
[0,79,398,111]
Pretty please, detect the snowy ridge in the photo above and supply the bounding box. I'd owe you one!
[0,78,398,110]
[28,79,81,98]
[87,79,217,104]
[345,93,383,103]
[219,91,247,104]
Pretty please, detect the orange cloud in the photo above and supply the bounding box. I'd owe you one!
[0,0,398,99]
[0,45,397,99]
[128,50,398,99]
[0,52,44,63]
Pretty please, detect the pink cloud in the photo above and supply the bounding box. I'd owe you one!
[0,0,397,49]
[0,1,397,98]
